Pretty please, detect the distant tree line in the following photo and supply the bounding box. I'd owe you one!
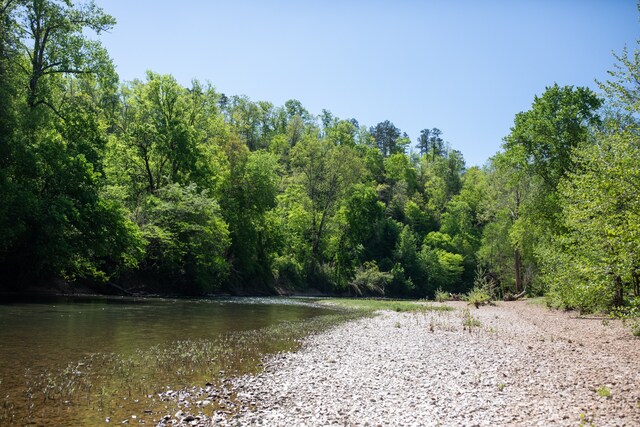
[1,1,639,314]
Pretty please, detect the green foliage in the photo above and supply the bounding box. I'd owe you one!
[348,262,392,296]
[503,84,602,190]
[12,0,116,110]
[386,263,414,296]
[465,287,491,308]
[140,183,230,293]
[421,234,464,293]
[404,199,435,238]
[0,1,491,298]
[290,134,364,269]
[480,84,602,299]
[271,254,304,290]
[542,131,640,312]
[220,149,280,289]
[464,267,493,308]
[434,288,450,302]
[0,1,142,289]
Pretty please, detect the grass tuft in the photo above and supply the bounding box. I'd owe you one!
[320,298,453,314]
[596,386,612,398]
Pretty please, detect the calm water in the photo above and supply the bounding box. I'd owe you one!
[0,296,335,425]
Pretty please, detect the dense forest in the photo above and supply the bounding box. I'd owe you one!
[1,1,639,314]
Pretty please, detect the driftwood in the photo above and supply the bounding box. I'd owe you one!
[503,290,526,301]
[472,300,497,308]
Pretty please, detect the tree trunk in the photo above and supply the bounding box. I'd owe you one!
[613,275,624,307]
[514,247,523,293]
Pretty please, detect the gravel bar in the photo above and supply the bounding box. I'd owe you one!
[163,301,640,426]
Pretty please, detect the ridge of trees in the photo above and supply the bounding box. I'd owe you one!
[1,1,639,313]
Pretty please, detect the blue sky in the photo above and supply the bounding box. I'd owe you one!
[99,1,638,167]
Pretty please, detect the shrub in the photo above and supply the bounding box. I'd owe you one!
[435,288,450,302]
[466,286,491,308]
[465,267,493,307]
[349,262,393,296]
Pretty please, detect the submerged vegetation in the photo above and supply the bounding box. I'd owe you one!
[0,303,360,425]
[0,0,638,324]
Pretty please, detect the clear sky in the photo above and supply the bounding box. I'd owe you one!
[99,0,638,167]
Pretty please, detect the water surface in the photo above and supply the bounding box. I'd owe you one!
[0,295,335,425]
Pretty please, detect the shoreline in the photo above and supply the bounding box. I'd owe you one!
[163,301,640,426]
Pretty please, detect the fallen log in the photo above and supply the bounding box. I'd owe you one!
[503,290,526,301]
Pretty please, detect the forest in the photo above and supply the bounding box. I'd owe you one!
[1,0,639,315]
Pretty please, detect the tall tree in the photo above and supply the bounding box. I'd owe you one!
[290,135,363,275]
[543,131,640,310]
[0,0,142,288]
[503,84,602,191]
[483,85,602,296]
[370,120,401,157]
[16,0,115,111]
[542,38,640,311]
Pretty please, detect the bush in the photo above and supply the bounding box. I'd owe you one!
[611,297,640,336]
[466,286,491,308]
[349,262,393,296]
[435,288,450,302]
[386,263,414,296]
[272,255,304,289]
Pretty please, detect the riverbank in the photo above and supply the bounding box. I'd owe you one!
[164,300,640,426]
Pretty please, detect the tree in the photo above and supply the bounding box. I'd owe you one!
[370,120,401,157]
[503,84,602,190]
[0,0,141,289]
[421,232,464,293]
[417,128,444,160]
[479,149,536,293]
[541,38,640,311]
[326,119,357,147]
[290,135,363,277]
[543,131,640,311]
[112,73,225,198]
[220,149,280,290]
[598,44,640,118]
[484,85,602,296]
[140,183,230,294]
[15,0,116,111]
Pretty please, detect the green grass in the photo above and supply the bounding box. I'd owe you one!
[461,308,482,331]
[320,298,453,313]
[596,386,612,398]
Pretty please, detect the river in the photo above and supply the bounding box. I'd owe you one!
[0,295,337,425]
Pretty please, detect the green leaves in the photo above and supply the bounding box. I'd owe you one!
[543,131,640,311]
[141,183,230,293]
[504,84,602,190]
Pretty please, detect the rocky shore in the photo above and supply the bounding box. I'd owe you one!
[160,301,640,426]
